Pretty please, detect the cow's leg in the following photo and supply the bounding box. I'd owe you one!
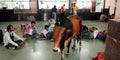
[61,49,64,60]
[67,40,72,53]
[76,34,82,46]
[60,41,65,60]
[79,34,82,46]
[60,46,64,60]
[72,37,76,49]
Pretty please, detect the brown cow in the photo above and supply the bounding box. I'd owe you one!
[53,15,82,60]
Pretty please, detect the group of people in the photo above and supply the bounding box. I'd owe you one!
[51,3,78,23]
[82,25,107,41]
[0,21,39,50]
[40,18,55,40]
[0,3,108,50]
[51,4,65,23]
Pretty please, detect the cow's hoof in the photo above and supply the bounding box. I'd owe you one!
[61,58,64,60]
[67,51,69,54]
[79,44,81,46]
[79,43,82,46]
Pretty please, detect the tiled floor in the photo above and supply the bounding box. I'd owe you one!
[0,20,108,60]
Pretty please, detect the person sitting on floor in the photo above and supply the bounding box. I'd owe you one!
[93,27,99,39]
[48,18,56,26]
[21,23,27,38]
[25,21,39,38]
[99,14,109,22]
[39,25,49,39]
[88,27,98,39]
[3,25,25,50]
[47,23,55,40]
[96,30,107,41]
[81,25,89,38]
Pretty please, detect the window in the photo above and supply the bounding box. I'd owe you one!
[76,0,92,9]
[39,0,69,9]
[76,0,104,12]
[95,0,104,12]
[0,0,30,9]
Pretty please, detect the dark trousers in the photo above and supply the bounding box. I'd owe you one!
[26,33,39,39]
[5,40,23,49]
[39,33,47,40]
[47,32,53,40]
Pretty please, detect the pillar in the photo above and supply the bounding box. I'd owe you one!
[69,0,76,9]
[105,19,120,60]
[115,0,120,19]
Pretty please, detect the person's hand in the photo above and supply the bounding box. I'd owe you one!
[22,41,25,44]
[22,40,24,43]
[19,41,25,45]
[17,45,21,49]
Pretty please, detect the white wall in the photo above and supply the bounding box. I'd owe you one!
[115,0,120,19]
[109,0,116,15]
[105,0,110,8]
[105,0,116,15]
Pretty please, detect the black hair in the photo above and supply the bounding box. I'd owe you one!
[55,22,60,26]
[54,5,56,7]
[7,25,13,31]
[44,25,49,29]
[31,21,36,24]
[63,4,65,6]
[92,27,98,30]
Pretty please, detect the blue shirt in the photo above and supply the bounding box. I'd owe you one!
[52,7,57,13]
[48,24,55,32]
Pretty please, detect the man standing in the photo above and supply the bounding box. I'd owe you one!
[59,4,66,25]
[59,4,65,18]
[52,5,57,21]
[71,3,78,15]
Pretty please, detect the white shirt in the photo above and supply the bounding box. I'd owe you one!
[93,30,99,39]
[49,19,56,25]
[3,31,24,46]
[42,29,48,37]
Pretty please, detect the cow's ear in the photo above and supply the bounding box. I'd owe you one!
[66,29,71,33]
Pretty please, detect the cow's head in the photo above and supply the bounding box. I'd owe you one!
[53,25,65,52]
[53,25,72,52]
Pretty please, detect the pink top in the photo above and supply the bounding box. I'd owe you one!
[25,24,33,35]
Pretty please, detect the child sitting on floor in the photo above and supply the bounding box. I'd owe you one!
[40,25,49,39]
